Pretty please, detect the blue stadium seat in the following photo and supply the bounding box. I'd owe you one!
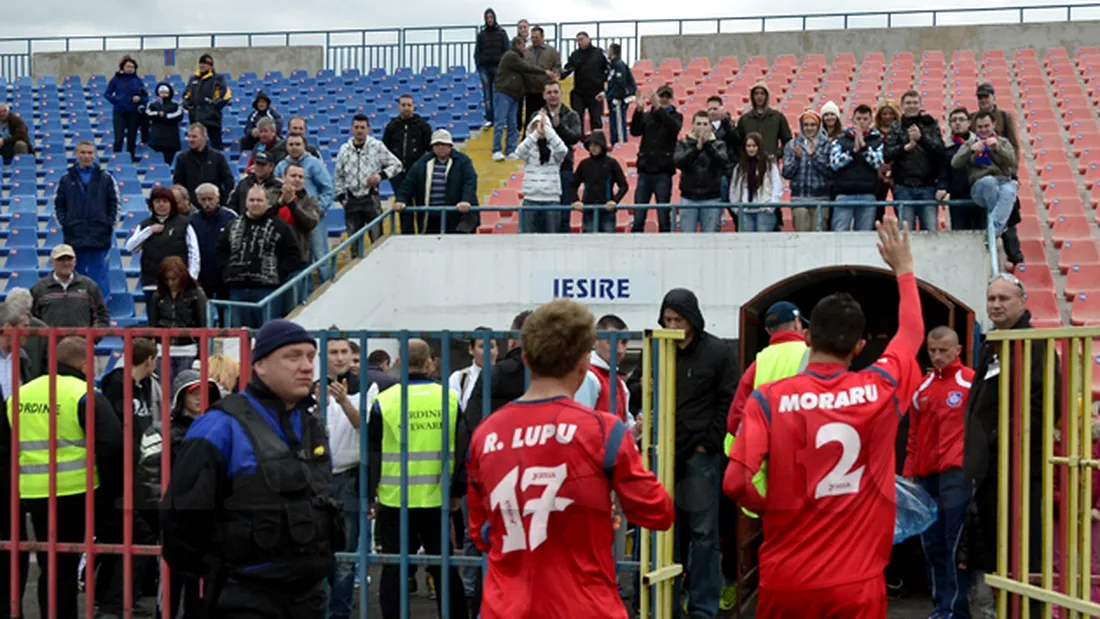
[95,336,124,356]
[4,249,38,271]
[5,270,38,291]
[107,292,135,318]
[8,213,37,231]
[8,196,38,214]
[43,228,63,248]
[108,269,128,295]
[324,208,345,233]
[108,247,124,271]
[5,229,37,249]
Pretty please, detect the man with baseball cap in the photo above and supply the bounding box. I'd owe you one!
[975,83,1019,155]
[162,319,344,619]
[183,53,232,150]
[28,244,110,328]
[393,129,480,235]
[630,84,683,232]
[227,150,282,215]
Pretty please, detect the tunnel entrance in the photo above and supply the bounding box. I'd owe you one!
[739,266,977,373]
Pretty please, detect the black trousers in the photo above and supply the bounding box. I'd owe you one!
[0,477,28,619]
[377,506,467,619]
[571,91,603,132]
[213,580,325,619]
[345,194,382,255]
[25,494,86,619]
[202,123,224,151]
[95,504,159,616]
[113,111,141,158]
[151,146,178,166]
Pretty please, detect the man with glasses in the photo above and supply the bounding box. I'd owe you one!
[782,110,832,231]
[938,107,984,231]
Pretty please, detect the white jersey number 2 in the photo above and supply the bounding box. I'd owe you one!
[814,422,865,499]
[489,464,574,553]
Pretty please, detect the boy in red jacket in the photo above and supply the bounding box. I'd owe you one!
[904,326,974,618]
[467,299,674,619]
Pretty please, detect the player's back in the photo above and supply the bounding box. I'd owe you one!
[758,363,907,590]
[467,396,634,618]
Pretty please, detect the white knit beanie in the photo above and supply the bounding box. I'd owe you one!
[820,100,841,119]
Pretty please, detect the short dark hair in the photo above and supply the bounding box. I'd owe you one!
[348,340,361,354]
[398,93,414,102]
[352,113,370,125]
[576,31,590,38]
[367,349,391,366]
[901,89,920,102]
[543,80,561,93]
[469,325,493,349]
[609,43,621,56]
[706,95,723,105]
[949,107,970,120]
[853,104,873,116]
[131,337,157,366]
[532,26,545,36]
[119,55,138,71]
[288,115,307,127]
[596,314,628,330]
[973,110,996,125]
[808,293,867,358]
[511,310,533,331]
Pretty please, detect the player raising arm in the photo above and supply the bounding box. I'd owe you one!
[467,299,674,619]
[724,214,925,619]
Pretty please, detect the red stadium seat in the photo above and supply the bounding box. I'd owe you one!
[1051,215,1092,247]
[1014,263,1056,294]
[1015,216,1044,242]
[1046,198,1087,223]
[1064,263,1100,300]
[1059,240,1100,273]
[1026,289,1063,328]
[1071,292,1100,326]
[1020,239,1049,265]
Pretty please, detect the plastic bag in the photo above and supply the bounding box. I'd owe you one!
[895,476,938,544]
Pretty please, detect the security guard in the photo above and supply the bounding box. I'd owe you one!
[367,338,469,619]
[1,335,121,619]
[161,319,344,618]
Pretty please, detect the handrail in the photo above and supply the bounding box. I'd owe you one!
[2,3,1097,78]
[207,199,993,327]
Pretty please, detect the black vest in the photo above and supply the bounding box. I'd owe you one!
[215,394,343,589]
[139,214,192,287]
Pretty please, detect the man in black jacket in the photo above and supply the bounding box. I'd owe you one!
[382,94,433,213]
[828,104,885,232]
[631,86,683,232]
[560,32,609,135]
[474,8,509,128]
[539,81,583,233]
[465,310,531,429]
[173,124,236,207]
[674,111,729,232]
[962,274,1059,618]
[884,90,945,232]
[658,288,737,619]
[182,54,232,150]
[939,107,984,231]
[227,151,282,214]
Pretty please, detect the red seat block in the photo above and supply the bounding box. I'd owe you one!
[1014,262,1056,294]
[1063,262,1100,300]
[1051,215,1093,247]
[1071,292,1100,326]
[1027,289,1063,327]
[1059,240,1100,273]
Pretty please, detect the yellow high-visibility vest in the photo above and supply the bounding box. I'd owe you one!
[375,382,459,509]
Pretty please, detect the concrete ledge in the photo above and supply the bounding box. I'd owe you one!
[32,46,324,81]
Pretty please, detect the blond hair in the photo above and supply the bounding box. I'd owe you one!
[207,355,240,393]
[521,299,596,378]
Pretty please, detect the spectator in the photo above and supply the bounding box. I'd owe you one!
[4,288,48,381]
[561,32,608,134]
[782,110,832,231]
[240,91,283,151]
[275,162,323,265]
[173,124,235,206]
[522,26,563,131]
[0,103,33,164]
[99,335,161,449]
[0,304,32,619]
[631,86,683,233]
[124,185,200,296]
[539,81,583,233]
[874,100,901,209]
[516,19,530,48]
[190,183,237,309]
[492,36,553,161]
[348,341,361,373]
[182,54,232,150]
[383,94,433,226]
[951,110,1019,236]
[606,43,637,145]
[216,186,304,328]
[885,90,946,232]
[658,288,737,619]
[147,256,208,380]
[975,83,1020,155]
[394,130,480,235]
[103,55,147,162]
[573,313,631,422]
[226,150,282,215]
[736,83,791,158]
[466,310,531,427]
[729,132,783,233]
[334,113,403,246]
[939,107,984,231]
[674,110,729,233]
[275,134,335,278]
[448,328,498,411]
[366,349,398,394]
[516,110,568,233]
[267,116,321,164]
[53,140,118,298]
[571,132,628,233]
[30,245,110,327]
[146,82,184,165]
[170,184,191,214]
[474,8,509,128]
[829,104,885,232]
[820,100,844,139]
[246,118,281,166]
[0,304,31,403]
[707,95,743,181]
[206,354,241,396]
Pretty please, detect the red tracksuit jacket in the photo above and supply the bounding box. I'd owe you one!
[903,357,974,477]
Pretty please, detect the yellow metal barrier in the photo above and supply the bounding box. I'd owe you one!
[983,326,1100,618]
[639,329,685,619]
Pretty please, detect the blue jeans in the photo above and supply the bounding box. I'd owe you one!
[582,208,618,233]
[894,185,939,231]
[492,91,520,155]
[310,221,333,281]
[608,99,629,145]
[678,199,722,232]
[918,468,971,618]
[520,200,561,233]
[632,173,673,232]
[831,194,878,231]
[74,249,110,301]
[328,470,360,619]
[558,169,574,233]
[971,176,1017,235]
[228,287,274,328]
[674,451,722,618]
[459,497,480,599]
[478,67,498,122]
[738,210,776,232]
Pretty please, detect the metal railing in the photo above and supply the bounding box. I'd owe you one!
[207,199,995,328]
[2,3,1098,79]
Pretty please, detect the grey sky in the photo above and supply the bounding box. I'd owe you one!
[1,0,1093,40]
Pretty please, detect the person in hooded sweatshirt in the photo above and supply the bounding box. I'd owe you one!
[147,82,184,165]
[137,369,221,619]
[123,185,200,299]
[474,8,510,127]
[570,132,628,233]
[658,287,738,619]
[104,55,148,161]
[736,83,792,159]
[240,91,284,152]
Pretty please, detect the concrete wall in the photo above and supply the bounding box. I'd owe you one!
[32,46,324,80]
[641,21,1100,64]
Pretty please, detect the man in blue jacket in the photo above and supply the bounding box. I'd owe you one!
[275,135,335,279]
[53,141,118,297]
[103,55,147,161]
[161,319,343,619]
[393,129,480,235]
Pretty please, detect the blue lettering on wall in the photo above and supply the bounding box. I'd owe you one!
[552,278,633,301]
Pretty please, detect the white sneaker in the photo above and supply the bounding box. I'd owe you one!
[483,121,493,128]
[492,152,505,162]
[505,153,519,161]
